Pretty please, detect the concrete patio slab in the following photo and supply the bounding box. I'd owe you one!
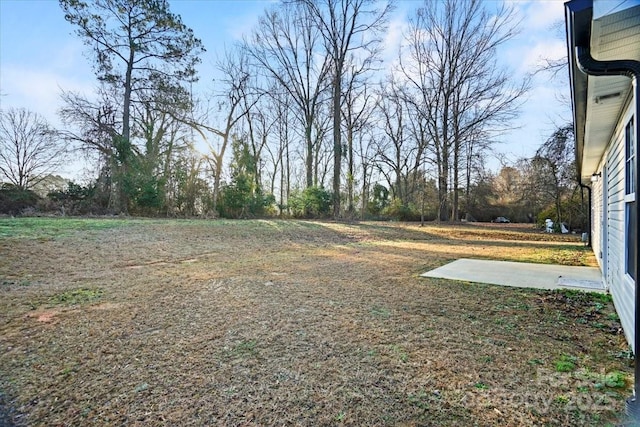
[421,259,605,292]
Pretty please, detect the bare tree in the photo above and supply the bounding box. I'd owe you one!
[400,0,527,221]
[0,108,66,190]
[271,90,294,214]
[401,85,432,201]
[342,64,374,216]
[166,147,209,216]
[372,75,433,213]
[58,87,123,209]
[374,79,412,204]
[314,114,335,188]
[462,128,492,219]
[193,50,257,213]
[302,0,392,218]
[356,122,378,219]
[59,88,120,160]
[243,96,275,192]
[245,2,331,189]
[533,124,576,224]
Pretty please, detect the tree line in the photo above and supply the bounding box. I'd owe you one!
[0,0,587,229]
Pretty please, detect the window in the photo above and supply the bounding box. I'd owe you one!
[625,118,636,280]
[626,120,635,195]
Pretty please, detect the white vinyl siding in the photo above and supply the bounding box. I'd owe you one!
[601,103,636,351]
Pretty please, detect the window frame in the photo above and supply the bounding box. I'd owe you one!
[625,117,636,281]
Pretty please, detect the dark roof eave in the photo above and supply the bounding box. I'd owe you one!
[565,0,593,184]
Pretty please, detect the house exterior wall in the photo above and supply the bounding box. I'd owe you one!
[566,0,640,354]
[593,99,636,351]
[593,0,640,20]
[592,169,603,269]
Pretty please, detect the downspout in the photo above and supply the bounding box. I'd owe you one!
[579,183,592,247]
[574,45,640,417]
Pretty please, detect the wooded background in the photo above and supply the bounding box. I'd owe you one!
[0,0,585,230]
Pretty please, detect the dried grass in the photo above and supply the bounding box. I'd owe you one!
[0,219,632,426]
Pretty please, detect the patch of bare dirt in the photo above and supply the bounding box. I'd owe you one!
[26,310,60,324]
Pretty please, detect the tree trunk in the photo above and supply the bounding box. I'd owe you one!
[286,133,291,215]
[115,43,135,214]
[465,141,473,219]
[347,126,354,215]
[314,128,321,187]
[438,157,449,222]
[212,154,223,214]
[452,136,460,222]
[332,72,342,218]
[306,122,314,188]
[361,164,369,220]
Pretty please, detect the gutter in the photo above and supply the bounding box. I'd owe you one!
[579,183,592,247]
[574,44,640,418]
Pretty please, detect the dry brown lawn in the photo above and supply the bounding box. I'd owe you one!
[0,218,634,426]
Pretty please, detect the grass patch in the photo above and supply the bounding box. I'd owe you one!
[528,358,545,366]
[370,305,391,319]
[134,383,149,393]
[537,290,620,335]
[48,288,103,306]
[524,245,594,266]
[607,312,620,321]
[222,340,259,360]
[602,371,627,389]
[549,248,592,266]
[555,355,578,372]
[0,278,32,287]
[0,217,133,239]
[407,390,431,410]
[552,288,612,304]
[390,344,409,363]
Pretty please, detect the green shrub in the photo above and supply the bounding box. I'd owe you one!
[123,172,166,215]
[536,191,588,232]
[367,184,390,216]
[289,186,332,218]
[217,177,275,219]
[48,181,104,215]
[0,185,42,215]
[382,198,421,221]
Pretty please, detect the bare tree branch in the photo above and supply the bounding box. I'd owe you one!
[0,108,67,190]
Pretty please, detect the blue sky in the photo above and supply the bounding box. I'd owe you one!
[0,0,569,178]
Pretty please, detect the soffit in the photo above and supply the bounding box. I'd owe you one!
[579,5,640,183]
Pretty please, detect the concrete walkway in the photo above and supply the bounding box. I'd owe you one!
[421,259,605,292]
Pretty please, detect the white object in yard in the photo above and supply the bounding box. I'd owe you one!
[545,219,554,233]
[561,223,569,234]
